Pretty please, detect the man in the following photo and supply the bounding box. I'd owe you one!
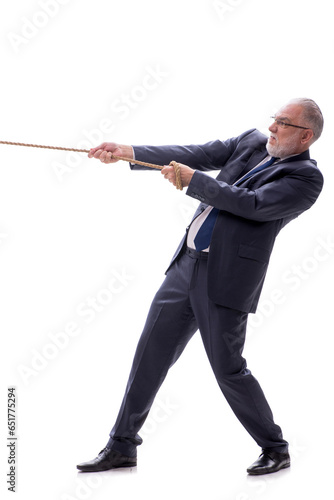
[77,98,324,475]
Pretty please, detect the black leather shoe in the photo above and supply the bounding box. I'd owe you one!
[247,450,290,475]
[77,447,137,472]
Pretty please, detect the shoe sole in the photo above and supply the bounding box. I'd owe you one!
[77,462,137,473]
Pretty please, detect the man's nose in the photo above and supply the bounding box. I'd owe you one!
[269,120,278,133]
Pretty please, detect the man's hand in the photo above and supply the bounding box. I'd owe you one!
[161,163,195,189]
[88,142,134,164]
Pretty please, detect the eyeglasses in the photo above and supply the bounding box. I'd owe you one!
[270,116,310,130]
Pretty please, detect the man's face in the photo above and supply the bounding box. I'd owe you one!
[267,104,310,158]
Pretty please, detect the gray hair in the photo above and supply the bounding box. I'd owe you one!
[289,98,324,142]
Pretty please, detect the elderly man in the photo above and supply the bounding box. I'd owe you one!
[77,98,324,475]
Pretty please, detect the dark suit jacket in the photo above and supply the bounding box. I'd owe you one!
[132,129,324,313]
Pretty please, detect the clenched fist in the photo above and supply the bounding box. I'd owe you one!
[88,142,134,164]
[161,163,195,189]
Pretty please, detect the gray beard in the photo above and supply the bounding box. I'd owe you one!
[266,136,299,159]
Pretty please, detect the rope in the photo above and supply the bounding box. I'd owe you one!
[0,140,183,190]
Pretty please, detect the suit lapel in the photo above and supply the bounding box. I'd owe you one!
[246,148,269,169]
[232,147,268,184]
[235,149,311,187]
[246,148,310,170]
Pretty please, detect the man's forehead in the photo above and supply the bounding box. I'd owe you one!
[276,103,303,121]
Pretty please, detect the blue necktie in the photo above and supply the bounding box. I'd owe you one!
[233,156,278,186]
[193,206,220,251]
[193,157,277,251]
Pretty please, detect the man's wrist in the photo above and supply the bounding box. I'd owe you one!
[121,145,135,161]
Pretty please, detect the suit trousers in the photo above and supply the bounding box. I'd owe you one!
[107,247,288,457]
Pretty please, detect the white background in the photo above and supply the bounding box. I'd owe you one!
[0,1,333,499]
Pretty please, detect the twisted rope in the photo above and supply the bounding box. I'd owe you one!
[0,140,183,190]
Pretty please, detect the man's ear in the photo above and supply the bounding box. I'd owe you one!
[301,129,314,145]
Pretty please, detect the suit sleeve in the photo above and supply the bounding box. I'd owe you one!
[186,165,324,222]
[131,130,257,171]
